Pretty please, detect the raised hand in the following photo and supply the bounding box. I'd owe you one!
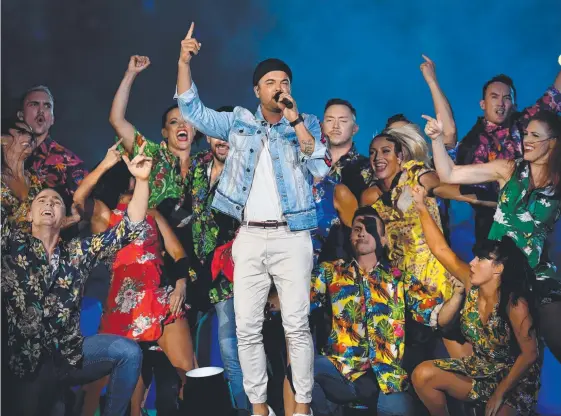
[122,142,153,180]
[420,55,437,84]
[411,184,428,208]
[100,138,123,169]
[127,55,151,74]
[276,90,299,123]
[179,22,202,65]
[422,113,444,141]
[448,275,465,295]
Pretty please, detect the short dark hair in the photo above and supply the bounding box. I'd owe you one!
[385,113,410,129]
[324,98,356,118]
[161,104,179,129]
[482,74,517,104]
[352,206,385,235]
[20,85,54,110]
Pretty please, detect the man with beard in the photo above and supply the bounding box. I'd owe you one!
[453,66,561,244]
[310,207,446,416]
[19,85,87,197]
[184,106,249,411]
[176,23,328,416]
[1,150,152,416]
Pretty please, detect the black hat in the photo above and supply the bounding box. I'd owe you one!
[252,58,292,86]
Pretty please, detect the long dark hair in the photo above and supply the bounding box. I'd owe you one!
[1,117,37,178]
[91,160,133,211]
[473,237,539,354]
[370,132,403,156]
[528,111,561,195]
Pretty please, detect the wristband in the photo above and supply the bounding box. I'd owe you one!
[289,114,304,128]
[171,257,190,284]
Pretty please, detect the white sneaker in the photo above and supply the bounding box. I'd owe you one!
[252,405,276,416]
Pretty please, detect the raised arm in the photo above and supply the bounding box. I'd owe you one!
[486,299,539,416]
[424,113,513,186]
[176,22,233,141]
[411,185,471,288]
[334,184,358,227]
[420,55,456,149]
[109,56,151,153]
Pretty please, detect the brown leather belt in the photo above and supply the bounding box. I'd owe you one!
[242,220,288,228]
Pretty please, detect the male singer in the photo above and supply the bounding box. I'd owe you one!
[174,23,329,416]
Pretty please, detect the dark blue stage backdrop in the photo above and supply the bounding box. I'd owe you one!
[3,0,561,413]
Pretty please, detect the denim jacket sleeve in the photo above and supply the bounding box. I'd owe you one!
[174,83,235,141]
[300,114,330,178]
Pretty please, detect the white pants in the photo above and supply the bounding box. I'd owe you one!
[232,225,314,404]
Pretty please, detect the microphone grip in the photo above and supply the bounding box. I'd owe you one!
[281,98,294,109]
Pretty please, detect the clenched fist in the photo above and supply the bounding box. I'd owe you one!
[127,55,151,74]
[179,22,202,65]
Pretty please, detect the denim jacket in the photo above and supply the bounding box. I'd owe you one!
[175,83,329,231]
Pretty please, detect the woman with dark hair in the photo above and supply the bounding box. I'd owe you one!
[411,185,541,416]
[75,142,195,416]
[427,110,561,362]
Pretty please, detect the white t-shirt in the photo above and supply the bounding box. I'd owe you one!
[244,133,284,222]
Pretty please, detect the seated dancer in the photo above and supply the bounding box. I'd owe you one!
[176,22,329,416]
[310,207,446,416]
[1,118,80,231]
[1,149,152,416]
[427,110,561,363]
[110,55,197,209]
[411,186,541,416]
[73,142,195,416]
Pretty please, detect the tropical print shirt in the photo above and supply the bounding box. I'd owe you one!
[327,143,373,200]
[185,151,239,304]
[117,129,187,209]
[456,86,561,198]
[1,208,146,379]
[25,136,87,196]
[310,259,443,393]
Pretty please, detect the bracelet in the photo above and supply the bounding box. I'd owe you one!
[289,114,304,128]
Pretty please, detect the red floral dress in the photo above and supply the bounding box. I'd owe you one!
[99,203,183,341]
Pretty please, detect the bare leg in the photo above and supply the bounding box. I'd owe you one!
[81,376,109,416]
[157,318,195,399]
[130,376,147,416]
[412,361,473,416]
[497,404,518,416]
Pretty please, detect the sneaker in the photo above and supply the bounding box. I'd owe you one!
[251,405,276,416]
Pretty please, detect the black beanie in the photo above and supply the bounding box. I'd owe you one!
[252,58,292,86]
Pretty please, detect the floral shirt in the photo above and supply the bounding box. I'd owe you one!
[1,172,44,231]
[1,209,146,379]
[310,259,442,393]
[327,143,373,200]
[185,151,239,304]
[456,86,561,198]
[25,137,87,196]
[117,130,187,209]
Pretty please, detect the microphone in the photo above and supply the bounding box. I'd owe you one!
[273,91,294,109]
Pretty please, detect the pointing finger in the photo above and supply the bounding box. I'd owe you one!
[421,114,435,122]
[421,54,433,64]
[185,22,195,40]
[110,138,123,150]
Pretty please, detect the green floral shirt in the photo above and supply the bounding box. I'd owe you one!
[117,130,186,209]
[186,151,239,304]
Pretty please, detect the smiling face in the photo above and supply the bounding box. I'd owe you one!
[161,107,196,153]
[20,90,54,137]
[369,136,402,182]
[254,71,291,113]
[29,189,66,229]
[523,119,557,164]
[322,104,358,147]
[207,136,229,163]
[480,82,515,125]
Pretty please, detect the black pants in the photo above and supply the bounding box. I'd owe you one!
[139,345,181,416]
